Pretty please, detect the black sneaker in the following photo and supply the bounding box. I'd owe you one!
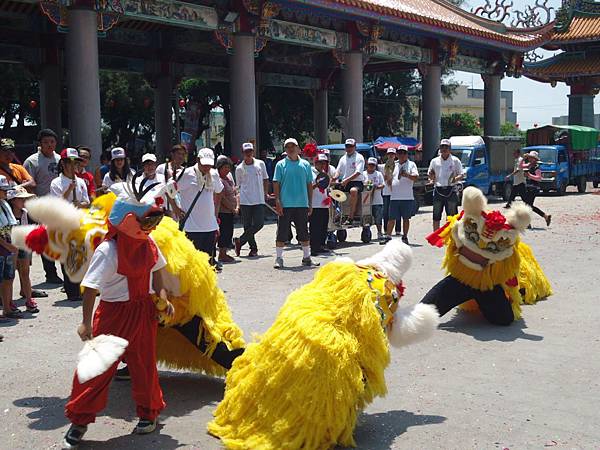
[62,424,87,449]
[115,365,130,380]
[379,236,392,245]
[401,235,409,245]
[46,275,63,285]
[301,257,320,267]
[133,418,157,434]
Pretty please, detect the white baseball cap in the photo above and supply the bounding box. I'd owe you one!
[317,153,329,162]
[197,147,215,165]
[60,147,82,161]
[345,138,356,146]
[0,175,11,191]
[141,153,157,163]
[367,157,378,165]
[397,145,409,153]
[386,148,397,154]
[439,139,452,147]
[111,147,126,160]
[7,186,34,200]
[528,150,540,160]
[283,138,298,147]
[242,142,254,152]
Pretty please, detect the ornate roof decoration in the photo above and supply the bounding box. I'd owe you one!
[294,0,553,50]
[551,0,600,41]
[40,0,123,34]
[472,0,554,28]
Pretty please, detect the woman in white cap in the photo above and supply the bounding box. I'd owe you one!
[102,147,134,191]
[523,151,551,227]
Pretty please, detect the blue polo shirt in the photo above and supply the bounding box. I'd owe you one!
[273,157,314,208]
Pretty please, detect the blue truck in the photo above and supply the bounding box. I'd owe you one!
[448,135,521,200]
[522,125,600,194]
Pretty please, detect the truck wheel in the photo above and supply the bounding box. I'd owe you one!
[336,229,347,242]
[593,181,599,188]
[360,227,372,243]
[502,183,512,202]
[577,176,587,193]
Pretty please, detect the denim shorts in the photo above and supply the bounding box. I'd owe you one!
[371,204,383,225]
[0,254,15,281]
[389,200,416,220]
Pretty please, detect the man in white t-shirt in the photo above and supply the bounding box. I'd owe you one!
[381,146,418,245]
[174,148,223,268]
[428,139,464,231]
[310,153,336,256]
[505,149,527,208]
[234,142,269,257]
[363,157,385,240]
[335,138,365,224]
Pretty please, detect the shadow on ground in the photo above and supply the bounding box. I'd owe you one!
[13,371,225,433]
[439,312,543,342]
[346,409,447,450]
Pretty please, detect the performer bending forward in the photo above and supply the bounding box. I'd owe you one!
[63,180,174,448]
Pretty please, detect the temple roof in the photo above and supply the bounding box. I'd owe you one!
[524,51,600,82]
[298,0,553,50]
[547,0,600,45]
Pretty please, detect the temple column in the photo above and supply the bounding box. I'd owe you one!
[313,88,328,144]
[229,33,256,159]
[342,52,363,142]
[568,85,596,127]
[483,74,502,136]
[154,74,173,158]
[421,64,442,163]
[39,48,62,139]
[65,7,102,168]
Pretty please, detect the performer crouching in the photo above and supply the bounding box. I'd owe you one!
[62,176,174,449]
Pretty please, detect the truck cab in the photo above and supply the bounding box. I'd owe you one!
[449,136,490,193]
[524,125,600,194]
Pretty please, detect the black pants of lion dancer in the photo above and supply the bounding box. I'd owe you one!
[421,275,514,326]
[309,207,329,253]
[65,299,165,425]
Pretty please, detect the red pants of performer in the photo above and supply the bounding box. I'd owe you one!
[65,299,165,426]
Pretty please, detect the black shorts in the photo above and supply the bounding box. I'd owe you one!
[341,180,364,193]
[432,187,459,221]
[276,208,309,243]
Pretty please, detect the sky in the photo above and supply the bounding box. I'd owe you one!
[454,0,600,130]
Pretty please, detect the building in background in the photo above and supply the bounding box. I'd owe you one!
[553,114,600,129]
[441,85,517,126]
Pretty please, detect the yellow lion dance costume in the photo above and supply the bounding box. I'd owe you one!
[421,186,552,324]
[208,240,440,450]
[11,191,245,375]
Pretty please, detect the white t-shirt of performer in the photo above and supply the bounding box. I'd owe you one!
[235,159,269,206]
[428,155,463,187]
[390,160,418,201]
[81,237,167,302]
[363,170,384,205]
[336,152,365,182]
[177,166,224,233]
[311,165,335,208]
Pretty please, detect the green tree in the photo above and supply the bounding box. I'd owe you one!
[0,64,40,141]
[441,112,482,137]
[100,71,155,154]
[500,121,524,137]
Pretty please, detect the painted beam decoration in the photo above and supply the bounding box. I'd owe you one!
[452,54,489,74]
[259,73,320,90]
[122,0,218,30]
[374,40,431,64]
[267,19,344,50]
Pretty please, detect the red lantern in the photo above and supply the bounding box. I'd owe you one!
[29,100,38,109]
[515,123,520,129]
[476,121,481,127]
[455,120,461,127]
[108,99,116,108]
[178,98,186,108]
[143,98,151,109]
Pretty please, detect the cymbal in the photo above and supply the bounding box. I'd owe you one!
[330,189,347,202]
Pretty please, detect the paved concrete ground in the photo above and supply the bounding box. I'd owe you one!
[1,186,599,450]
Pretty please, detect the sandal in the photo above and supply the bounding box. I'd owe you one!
[26,300,39,314]
[2,310,23,319]
[21,290,48,298]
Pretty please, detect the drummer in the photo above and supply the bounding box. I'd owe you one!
[335,138,365,225]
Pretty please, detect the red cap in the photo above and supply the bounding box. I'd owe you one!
[60,148,82,161]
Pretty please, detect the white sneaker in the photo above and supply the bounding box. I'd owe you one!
[62,425,87,449]
[133,418,157,434]
[273,257,284,269]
